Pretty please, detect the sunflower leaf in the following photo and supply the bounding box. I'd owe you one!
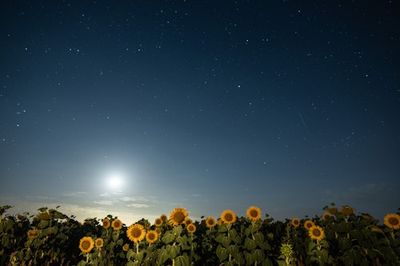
[174,254,190,266]
[173,225,183,236]
[216,246,228,262]
[162,232,175,244]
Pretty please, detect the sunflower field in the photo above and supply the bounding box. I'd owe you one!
[1,204,399,265]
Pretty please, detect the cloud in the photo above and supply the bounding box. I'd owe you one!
[323,183,392,203]
[0,197,157,224]
[99,191,124,198]
[62,191,87,197]
[24,195,56,201]
[119,196,150,202]
[93,200,113,206]
[117,196,154,208]
[126,203,150,208]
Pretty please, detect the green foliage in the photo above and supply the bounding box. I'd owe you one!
[0,204,399,265]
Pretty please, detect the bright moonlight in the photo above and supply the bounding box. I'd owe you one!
[105,173,124,191]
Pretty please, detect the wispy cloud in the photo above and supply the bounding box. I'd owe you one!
[0,197,158,224]
[126,203,150,208]
[119,196,150,202]
[93,200,113,206]
[62,191,87,197]
[323,183,392,203]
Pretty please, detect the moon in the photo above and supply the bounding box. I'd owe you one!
[106,173,124,191]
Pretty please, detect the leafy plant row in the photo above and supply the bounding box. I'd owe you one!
[0,204,399,265]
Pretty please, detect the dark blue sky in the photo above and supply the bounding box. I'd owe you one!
[1,1,399,222]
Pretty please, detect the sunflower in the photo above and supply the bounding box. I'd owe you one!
[303,220,315,230]
[246,206,262,222]
[122,243,129,252]
[95,238,104,248]
[112,219,123,230]
[327,207,338,215]
[340,205,354,216]
[79,236,95,254]
[146,230,159,244]
[160,214,168,222]
[102,218,111,229]
[27,229,40,240]
[384,213,400,230]
[38,212,51,220]
[221,210,237,224]
[184,217,193,226]
[169,208,189,226]
[308,225,325,241]
[187,223,196,234]
[291,218,300,228]
[205,216,216,229]
[322,211,334,221]
[127,224,146,243]
[154,218,163,227]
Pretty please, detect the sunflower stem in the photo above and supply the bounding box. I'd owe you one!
[251,222,255,240]
[227,227,232,263]
[285,256,290,266]
[136,242,139,254]
[190,234,194,260]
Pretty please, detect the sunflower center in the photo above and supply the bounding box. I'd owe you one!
[250,210,258,218]
[174,212,185,223]
[294,220,299,225]
[148,232,155,240]
[207,219,215,225]
[389,217,399,225]
[306,223,312,228]
[313,229,321,236]
[133,228,142,238]
[225,213,233,221]
[82,241,90,249]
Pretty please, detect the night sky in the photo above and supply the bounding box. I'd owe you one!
[1,1,399,223]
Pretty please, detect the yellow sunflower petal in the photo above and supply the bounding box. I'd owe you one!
[111,219,123,230]
[187,223,196,234]
[308,225,325,241]
[146,230,159,244]
[220,210,237,224]
[246,206,262,222]
[205,216,216,229]
[384,213,400,230]
[102,218,111,229]
[304,220,315,230]
[127,224,146,243]
[79,236,95,253]
[291,217,300,228]
[169,208,188,226]
[95,238,104,248]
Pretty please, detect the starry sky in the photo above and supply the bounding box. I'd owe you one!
[1,1,399,223]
